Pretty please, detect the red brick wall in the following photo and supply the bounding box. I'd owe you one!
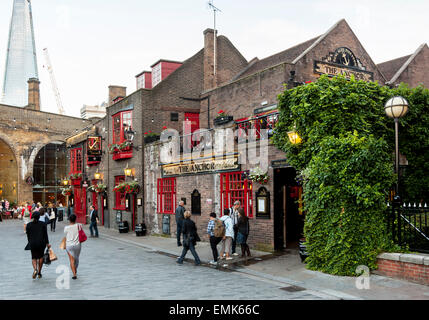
[376,258,429,286]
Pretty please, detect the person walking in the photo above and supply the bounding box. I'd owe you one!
[219,208,234,260]
[63,214,82,280]
[25,211,51,279]
[237,207,251,257]
[175,200,185,247]
[230,201,241,256]
[207,212,222,265]
[38,208,50,224]
[88,205,99,238]
[22,202,31,233]
[50,203,58,232]
[176,211,201,266]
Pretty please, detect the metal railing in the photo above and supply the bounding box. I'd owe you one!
[388,201,429,253]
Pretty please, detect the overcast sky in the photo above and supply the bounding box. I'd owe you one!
[0,0,427,118]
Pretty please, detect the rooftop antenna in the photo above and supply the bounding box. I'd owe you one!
[208,0,221,76]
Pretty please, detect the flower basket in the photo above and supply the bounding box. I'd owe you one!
[95,183,107,193]
[113,181,140,194]
[248,167,269,185]
[61,188,72,197]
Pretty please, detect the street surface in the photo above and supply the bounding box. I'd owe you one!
[0,219,332,300]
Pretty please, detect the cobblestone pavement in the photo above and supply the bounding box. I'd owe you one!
[0,220,337,300]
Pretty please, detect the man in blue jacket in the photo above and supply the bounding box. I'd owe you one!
[175,201,185,246]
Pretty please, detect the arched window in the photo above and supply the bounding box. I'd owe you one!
[191,189,201,215]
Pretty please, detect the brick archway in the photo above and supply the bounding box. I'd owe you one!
[0,137,19,205]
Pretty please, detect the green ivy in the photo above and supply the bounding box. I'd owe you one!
[273,75,428,275]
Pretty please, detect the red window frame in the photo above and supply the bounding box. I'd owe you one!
[114,175,126,210]
[112,111,132,144]
[220,172,253,218]
[157,178,176,214]
[69,148,83,175]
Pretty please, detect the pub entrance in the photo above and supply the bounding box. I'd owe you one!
[273,167,304,250]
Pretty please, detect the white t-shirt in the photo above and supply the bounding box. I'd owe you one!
[64,224,80,246]
[220,215,234,238]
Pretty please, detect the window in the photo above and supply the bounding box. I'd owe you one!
[69,148,82,175]
[170,112,179,122]
[152,63,162,87]
[112,111,133,144]
[137,74,145,89]
[220,172,253,217]
[114,175,126,210]
[157,178,176,214]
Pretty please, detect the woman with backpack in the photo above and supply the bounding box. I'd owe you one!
[176,211,201,266]
[237,208,251,257]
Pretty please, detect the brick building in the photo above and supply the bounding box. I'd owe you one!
[143,19,428,252]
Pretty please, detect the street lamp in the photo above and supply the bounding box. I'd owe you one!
[384,96,409,197]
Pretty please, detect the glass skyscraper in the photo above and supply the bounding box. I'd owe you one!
[1,0,39,107]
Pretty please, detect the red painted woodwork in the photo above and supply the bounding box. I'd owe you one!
[73,186,87,224]
[71,178,82,186]
[112,111,132,144]
[69,148,82,175]
[157,178,176,214]
[220,172,253,217]
[112,149,133,161]
[114,176,126,210]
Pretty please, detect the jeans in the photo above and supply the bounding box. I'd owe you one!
[209,236,222,261]
[231,228,238,254]
[177,241,201,265]
[176,220,184,244]
[50,218,56,231]
[89,221,99,237]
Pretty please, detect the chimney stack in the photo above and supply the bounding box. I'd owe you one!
[108,85,127,106]
[27,78,41,111]
[203,28,217,91]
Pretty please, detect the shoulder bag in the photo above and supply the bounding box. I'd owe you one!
[78,224,87,243]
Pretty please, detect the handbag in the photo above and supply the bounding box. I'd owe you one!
[43,248,51,265]
[49,248,58,262]
[78,224,87,243]
[59,237,66,250]
[24,243,31,250]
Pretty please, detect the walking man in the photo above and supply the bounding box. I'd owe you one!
[88,205,99,238]
[175,200,185,246]
[230,200,241,256]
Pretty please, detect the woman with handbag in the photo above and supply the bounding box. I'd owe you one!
[176,211,201,266]
[63,214,84,280]
[237,208,251,257]
[25,211,51,279]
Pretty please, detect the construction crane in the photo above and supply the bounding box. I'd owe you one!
[43,48,65,115]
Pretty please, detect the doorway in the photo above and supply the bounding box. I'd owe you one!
[274,167,304,250]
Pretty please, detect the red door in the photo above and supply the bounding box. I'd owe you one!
[73,186,87,224]
[185,112,200,148]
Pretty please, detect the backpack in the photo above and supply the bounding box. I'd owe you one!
[24,208,30,218]
[214,219,225,238]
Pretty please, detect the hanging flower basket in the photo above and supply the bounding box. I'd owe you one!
[248,167,270,185]
[113,181,140,194]
[61,187,72,197]
[95,183,107,193]
[214,109,233,126]
[69,173,82,186]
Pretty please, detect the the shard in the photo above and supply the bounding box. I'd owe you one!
[1,0,39,107]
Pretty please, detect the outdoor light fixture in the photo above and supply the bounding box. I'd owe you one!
[124,163,133,177]
[62,178,69,186]
[384,96,409,119]
[288,129,302,145]
[385,96,409,198]
[124,126,135,142]
[94,170,101,180]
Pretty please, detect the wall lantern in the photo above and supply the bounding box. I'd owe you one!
[62,178,69,186]
[94,170,101,180]
[124,163,133,177]
[124,126,136,142]
[288,129,302,145]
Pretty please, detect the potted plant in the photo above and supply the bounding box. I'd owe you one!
[248,166,269,185]
[144,131,161,144]
[214,109,233,126]
[119,140,133,151]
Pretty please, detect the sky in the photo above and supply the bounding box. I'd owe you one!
[0,0,427,118]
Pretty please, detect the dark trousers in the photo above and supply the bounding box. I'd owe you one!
[177,241,201,264]
[209,236,222,261]
[50,218,56,231]
[176,220,183,244]
[89,221,99,237]
[231,228,238,254]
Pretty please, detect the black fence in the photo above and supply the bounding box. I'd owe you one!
[387,202,429,253]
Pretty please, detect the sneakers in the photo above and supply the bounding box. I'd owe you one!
[209,260,217,265]
[232,253,239,256]
[226,257,233,260]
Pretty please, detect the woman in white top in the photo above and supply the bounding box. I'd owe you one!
[64,214,81,280]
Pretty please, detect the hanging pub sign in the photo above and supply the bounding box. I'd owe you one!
[314,47,374,81]
[87,136,102,164]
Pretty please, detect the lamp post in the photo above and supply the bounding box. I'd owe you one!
[384,96,409,197]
